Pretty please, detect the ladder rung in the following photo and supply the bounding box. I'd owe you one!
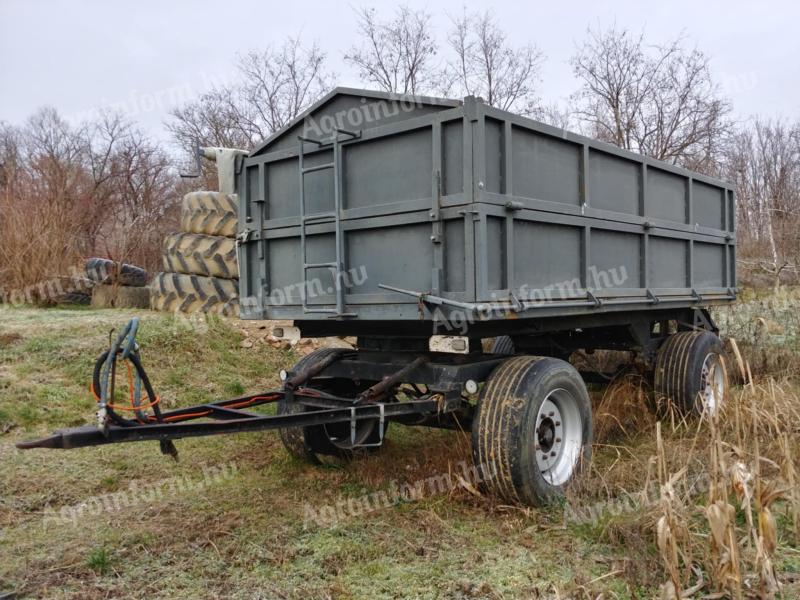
[302,212,336,223]
[304,262,337,269]
[302,162,335,174]
[303,307,339,314]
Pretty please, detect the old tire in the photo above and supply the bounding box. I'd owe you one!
[181,191,238,238]
[278,348,384,464]
[85,258,148,287]
[491,336,515,355]
[54,291,91,305]
[654,331,727,416]
[163,233,238,279]
[149,272,238,316]
[472,356,592,506]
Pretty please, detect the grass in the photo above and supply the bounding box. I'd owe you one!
[0,298,798,599]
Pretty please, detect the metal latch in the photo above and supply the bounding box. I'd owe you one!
[236,229,254,245]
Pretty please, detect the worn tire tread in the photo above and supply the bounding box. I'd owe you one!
[163,232,238,279]
[654,331,726,415]
[149,272,238,316]
[181,192,238,237]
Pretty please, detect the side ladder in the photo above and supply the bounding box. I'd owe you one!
[297,128,360,317]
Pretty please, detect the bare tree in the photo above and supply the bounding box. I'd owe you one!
[532,102,576,130]
[237,37,333,134]
[444,10,544,114]
[168,88,253,155]
[167,35,333,162]
[724,118,800,288]
[345,6,438,95]
[570,26,730,172]
[0,108,181,299]
[100,126,180,271]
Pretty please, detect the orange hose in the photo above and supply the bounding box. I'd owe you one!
[92,376,282,424]
[90,380,161,412]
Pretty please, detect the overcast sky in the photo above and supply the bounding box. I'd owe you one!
[1,0,797,149]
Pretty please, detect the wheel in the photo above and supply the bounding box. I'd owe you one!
[181,191,238,238]
[54,291,91,305]
[149,272,238,316]
[162,232,238,279]
[491,335,514,355]
[472,356,592,506]
[654,331,728,416]
[85,258,148,287]
[278,349,385,463]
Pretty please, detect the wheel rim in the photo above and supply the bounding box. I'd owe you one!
[535,388,583,486]
[699,353,726,415]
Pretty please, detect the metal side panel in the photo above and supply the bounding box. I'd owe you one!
[473,202,734,305]
[240,208,474,320]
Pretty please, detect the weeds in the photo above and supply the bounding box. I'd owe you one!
[86,547,111,575]
[576,356,799,598]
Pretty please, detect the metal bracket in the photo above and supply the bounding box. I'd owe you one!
[179,142,204,180]
[182,146,248,194]
[508,291,525,312]
[646,289,660,304]
[351,403,386,448]
[692,307,718,333]
[586,290,602,307]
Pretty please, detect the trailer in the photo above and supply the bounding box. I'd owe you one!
[19,88,734,506]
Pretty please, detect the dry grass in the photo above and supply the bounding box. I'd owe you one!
[567,355,800,598]
[1,294,799,599]
[0,186,86,304]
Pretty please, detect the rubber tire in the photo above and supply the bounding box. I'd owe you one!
[491,336,515,355]
[85,258,148,287]
[54,291,91,305]
[654,331,727,416]
[181,191,238,238]
[278,348,384,463]
[472,356,593,506]
[163,233,238,279]
[149,272,238,316]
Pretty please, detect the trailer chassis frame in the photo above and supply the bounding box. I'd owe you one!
[16,351,501,453]
[17,306,718,454]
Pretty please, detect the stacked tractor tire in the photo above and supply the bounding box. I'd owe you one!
[86,258,150,308]
[150,192,240,317]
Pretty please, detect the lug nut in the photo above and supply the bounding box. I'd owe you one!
[550,451,556,457]
[555,421,561,426]
[548,411,554,417]
[555,437,561,443]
